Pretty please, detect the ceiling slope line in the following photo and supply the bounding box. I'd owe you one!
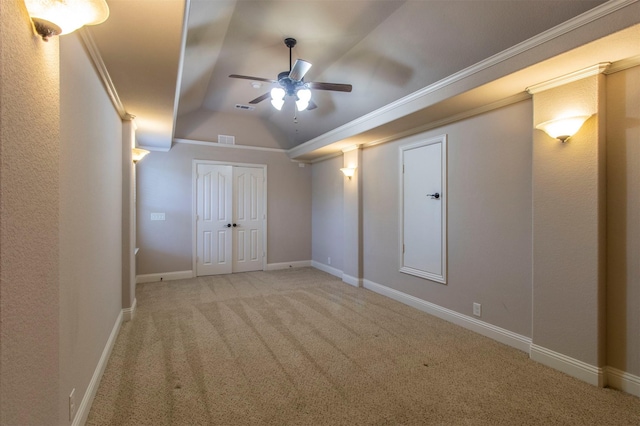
[78,28,129,120]
[174,138,287,153]
[288,0,638,160]
[170,0,192,144]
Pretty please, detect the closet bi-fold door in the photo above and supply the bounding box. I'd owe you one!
[196,164,265,276]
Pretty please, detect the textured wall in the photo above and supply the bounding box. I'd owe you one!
[136,143,311,275]
[361,100,533,337]
[59,33,123,424]
[606,65,640,376]
[532,75,606,366]
[0,1,61,423]
[311,156,344,272]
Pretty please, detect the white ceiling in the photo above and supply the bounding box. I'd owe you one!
[87,0,640,157]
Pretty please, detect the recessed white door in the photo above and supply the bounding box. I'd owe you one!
[400,135,447,283]
[196,164,265,276]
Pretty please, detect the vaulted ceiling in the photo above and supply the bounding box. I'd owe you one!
[87,0,640,159]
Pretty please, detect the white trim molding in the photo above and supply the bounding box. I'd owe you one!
[72,310,123,426]
[122,298,137,322]
[136,270,193,283]
[266,260,312,271]
[363,279,532,352]
[311,261,343,279]
[530,344,606,387]
[342,274,362,288]
[176,138,287,153]
[526,63,610,94]
[606,367,640,397]
[77,28,128,120]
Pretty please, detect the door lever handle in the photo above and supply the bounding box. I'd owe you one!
[426,192,440,199]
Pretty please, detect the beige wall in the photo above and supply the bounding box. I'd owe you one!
[59,33,124,424]
[311,155,344,272]
[136,143,311,275]
[0,2,61,423]
[607,65,640,376]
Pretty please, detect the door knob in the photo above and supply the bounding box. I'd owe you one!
[225,223,232,228]
[233,223,237,227]
[427,192,440,199]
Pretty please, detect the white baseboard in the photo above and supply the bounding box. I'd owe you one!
[530,344,605,387]
[73,310,123,426]
[363,279,532,353]
[265,260,311,271]
[311,261,343,278]
[122,298,137,322]
[606,367,640,397]
[136,270,193,283]
[342,274,362,288]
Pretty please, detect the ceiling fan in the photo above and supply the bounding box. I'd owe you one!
[229,37,352,111]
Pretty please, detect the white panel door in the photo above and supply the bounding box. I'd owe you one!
[401,136,447,283]
[196,164,233,276]
[233,167,264,273]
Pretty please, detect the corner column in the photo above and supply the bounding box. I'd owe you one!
[342,145,363,287]
[529,64,608,386]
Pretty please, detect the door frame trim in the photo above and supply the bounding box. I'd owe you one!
[191,160,268,277]
[398,133,447,284]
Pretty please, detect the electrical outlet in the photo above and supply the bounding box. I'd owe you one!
[69,388,76,421]
[473,303,482,317]
[150,212,165,221]
[328,257,331,265]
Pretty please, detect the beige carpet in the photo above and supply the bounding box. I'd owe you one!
[87,268,639,425]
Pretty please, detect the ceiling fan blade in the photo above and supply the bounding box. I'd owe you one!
[229,74,277,84]
[288,59,312,81]
[307,100,318,111]
[249,92,271,104]
[308,82,352,92]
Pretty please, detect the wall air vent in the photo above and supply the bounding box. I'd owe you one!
[235,104,255,111]
[217,134,235,145]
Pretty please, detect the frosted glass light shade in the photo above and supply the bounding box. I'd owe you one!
[296,88,311,111]
[340,167,356,178]
[270,87,285,110]
[132,148,150,163]
[24,0,109,39]
[536,115,591,142]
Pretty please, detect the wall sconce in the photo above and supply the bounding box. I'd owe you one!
[536,115,591,143]
[132,148,150,164]
[340,167,356,180]
[24,0,110,41]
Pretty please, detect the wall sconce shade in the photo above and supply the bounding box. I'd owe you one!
[132,148,150,163]
[340,167,356,179]
[24,0,109,41]
[536,115,591,143]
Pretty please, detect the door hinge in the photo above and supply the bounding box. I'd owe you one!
[403,244,405,254]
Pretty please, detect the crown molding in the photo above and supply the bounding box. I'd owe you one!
[288,0,638,160]
[78,28,129,120]
[526,63,610,94]
[605,54,640,74]
[174,138,287,153]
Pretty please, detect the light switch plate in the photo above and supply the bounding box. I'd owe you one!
[150,213,165,221]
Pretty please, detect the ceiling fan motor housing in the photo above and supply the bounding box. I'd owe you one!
[277,71,307,96]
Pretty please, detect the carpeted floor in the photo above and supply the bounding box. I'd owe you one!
[87,268,639,425]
